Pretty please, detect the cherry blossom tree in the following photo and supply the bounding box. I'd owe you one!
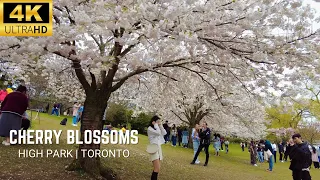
[298,121,320,144]
[124,71,267,139]
[0,0,319,178]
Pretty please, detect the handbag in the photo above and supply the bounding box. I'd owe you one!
[266,149,273,158]
[146,144,159,154]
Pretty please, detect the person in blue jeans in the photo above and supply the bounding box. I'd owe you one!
[72,102,81,126]
[77,105,84,122]
[171,124,177,147]
[257,145,264,163]
[192,124,200,164]
[261,139,274,172]
[51,103,59,116]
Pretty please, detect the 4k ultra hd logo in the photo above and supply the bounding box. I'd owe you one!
[0,0,52,36]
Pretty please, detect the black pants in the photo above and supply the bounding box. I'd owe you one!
[292,170,311,180]
[279,152,283,161]
[193,144,209,164]
[273,151,277,163]
[21,119,30,130]
[284,153,288,161]
[314,162,320,169]
[178,137,182,146]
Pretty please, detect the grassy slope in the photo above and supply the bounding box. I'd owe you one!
[0,112,319,180]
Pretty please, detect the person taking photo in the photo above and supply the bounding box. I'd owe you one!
[147,115,167,180]
[288,133,312,180]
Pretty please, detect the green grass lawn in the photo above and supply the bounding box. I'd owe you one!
[0,112,320,180]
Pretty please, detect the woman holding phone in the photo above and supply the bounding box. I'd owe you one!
[147,115,167,180]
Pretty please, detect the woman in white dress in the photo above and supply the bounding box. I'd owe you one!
[147,115,167,180]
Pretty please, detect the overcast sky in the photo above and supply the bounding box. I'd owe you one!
[307,0,320,30]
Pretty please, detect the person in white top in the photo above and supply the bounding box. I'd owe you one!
[72,102,81,126]
[147,115,167,180]
[272,142,278,163]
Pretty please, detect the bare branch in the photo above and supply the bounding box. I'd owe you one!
[286,32,317,44]
[171,110,190,125]
[228,69,253,94]
[0,44,21,51]
[91,34,100,46]
[150,70,178,81]
[216,17,246,26]
[176,65,225,106]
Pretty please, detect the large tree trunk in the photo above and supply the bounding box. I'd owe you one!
[66,93,118,179]
[79,95,105,175]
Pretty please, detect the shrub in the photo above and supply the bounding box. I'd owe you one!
[130,112,153,135]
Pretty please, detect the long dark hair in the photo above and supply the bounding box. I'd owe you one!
[149,115,160,130]
[16,85,27,93]
[312,146,317,154]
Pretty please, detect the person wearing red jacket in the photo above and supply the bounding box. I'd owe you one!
[0,85,28,146]
[0,89,7,102]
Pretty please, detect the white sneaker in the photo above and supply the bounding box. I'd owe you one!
[2,141,10,146]
[195,161,200,164]
[254,164,258,167]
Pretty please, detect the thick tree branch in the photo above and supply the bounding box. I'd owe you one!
[91,35,100,46]
[43,46,91,93]
[89,71,97,90]
[171,110,190,125]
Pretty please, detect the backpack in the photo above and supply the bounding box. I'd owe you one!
[60,118,67,125]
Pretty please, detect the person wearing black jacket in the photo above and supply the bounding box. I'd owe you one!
[163,121,169,143]
[190,122,211,166]
[279,142,285,163]
[284,140,292,162]
[289,134,312,180]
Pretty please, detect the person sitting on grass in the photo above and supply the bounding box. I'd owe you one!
[0,85,29,146]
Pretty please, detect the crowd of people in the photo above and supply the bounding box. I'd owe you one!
[245,139,320,172]
[162,121,190,148]
[147,117,320,180]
